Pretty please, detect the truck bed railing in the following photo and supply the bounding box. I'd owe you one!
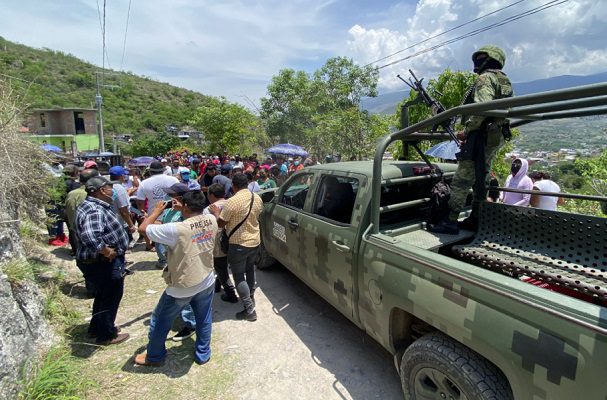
[496,187,607,203]
[379,198,430,214]
[371,82,607,234]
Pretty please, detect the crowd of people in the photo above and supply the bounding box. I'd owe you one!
[47,150,320,367]
[45,139,566,367]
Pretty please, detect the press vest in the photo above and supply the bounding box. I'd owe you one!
[163,214,218,288]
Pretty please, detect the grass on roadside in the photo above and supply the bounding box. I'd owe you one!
[1,258,49,284]
[19,346,94,400]
[44,283,82,327]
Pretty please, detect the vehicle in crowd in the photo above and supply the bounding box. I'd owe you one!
[70,152,123,174]
[257,82,607,400]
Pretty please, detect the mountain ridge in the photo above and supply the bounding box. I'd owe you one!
[363,71,607,115]
[0,36,212,135]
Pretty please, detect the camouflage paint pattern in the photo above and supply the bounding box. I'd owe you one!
[260,160,607,400]
[448,127,504,219]
[449,65,514,218]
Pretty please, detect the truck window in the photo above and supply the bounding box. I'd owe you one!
[280,174,313,210]
[313,175,358,224]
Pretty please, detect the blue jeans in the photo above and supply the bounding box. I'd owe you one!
[146,285,214,363]
[181,305,195,329]
[156,243,167,264]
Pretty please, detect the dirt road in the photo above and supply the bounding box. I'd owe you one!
[51,244,403,399]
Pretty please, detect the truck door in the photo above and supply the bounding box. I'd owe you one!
[298,173,361,320]
[264,173,315,278]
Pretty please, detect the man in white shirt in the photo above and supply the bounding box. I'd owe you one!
[161,158,172,175]
[530,171,565,211]
[135,191,218,366]
[136,161,179,266]
[136,161,180,215]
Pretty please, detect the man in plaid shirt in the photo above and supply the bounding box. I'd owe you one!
[76,176,130,345]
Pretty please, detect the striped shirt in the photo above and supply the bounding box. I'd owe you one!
[75,196,129,261]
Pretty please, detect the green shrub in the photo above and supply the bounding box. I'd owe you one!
[19,347,93,400]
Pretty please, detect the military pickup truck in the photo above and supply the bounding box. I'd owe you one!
[258,82,607,400]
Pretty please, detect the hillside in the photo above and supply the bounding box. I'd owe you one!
[0,37,211,134]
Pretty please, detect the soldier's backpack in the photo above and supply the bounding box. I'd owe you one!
[427,181,451,224]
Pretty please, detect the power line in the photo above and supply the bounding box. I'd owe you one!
[120,0,133,71]
[376,0,569,70]
[95,0,111,70]
[365,0,529,68]
[102,0,107,74]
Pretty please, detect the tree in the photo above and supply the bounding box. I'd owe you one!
[130,132,180,156]
[260,57,382,158]
[260,69,315,145]
[393,68,517,179]
[396,69,476,130]
[311,109,392,160]
[189,97,266,154]
[312,57,378,110]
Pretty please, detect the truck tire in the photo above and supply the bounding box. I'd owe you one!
[400,332,513,400]
[255,241,276,270]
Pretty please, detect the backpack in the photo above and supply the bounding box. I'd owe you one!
[427,181,451,224]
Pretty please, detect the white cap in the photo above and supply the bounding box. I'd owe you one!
[161,158,168,162]
[178,167,190,174]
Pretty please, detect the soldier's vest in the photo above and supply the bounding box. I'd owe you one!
[461,69,513,126]
[163,214,218,288]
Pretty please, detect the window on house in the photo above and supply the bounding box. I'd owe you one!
[40,113,46,128]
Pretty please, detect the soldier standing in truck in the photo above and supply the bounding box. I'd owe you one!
[429,45,513,234]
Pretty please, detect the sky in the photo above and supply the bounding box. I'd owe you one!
[1,0,606,108]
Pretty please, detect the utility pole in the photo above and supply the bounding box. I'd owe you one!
[95,71,120,153]
[95,73,105,152]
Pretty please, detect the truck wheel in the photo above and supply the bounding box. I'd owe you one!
[400,332,512,400]
[255,242,276,270]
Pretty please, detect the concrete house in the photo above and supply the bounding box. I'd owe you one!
[27,108,98,153]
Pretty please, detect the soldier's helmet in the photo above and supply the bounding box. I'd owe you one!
[472,45,506,68]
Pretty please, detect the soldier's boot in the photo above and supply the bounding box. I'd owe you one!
[458,200,480,231]
[458,216,478,231]
[427,219,459,235]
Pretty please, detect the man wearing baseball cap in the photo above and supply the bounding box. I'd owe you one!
[83,160,98,170]
[136,161,179,267]
[109,167,137,238]
[179,167,201,191]
[75,176,130,345]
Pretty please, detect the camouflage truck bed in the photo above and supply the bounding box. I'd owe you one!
[381,222,474,251]
[452,202,607,304]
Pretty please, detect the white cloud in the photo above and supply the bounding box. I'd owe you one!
[346,0,607,91]
[1,0,606,106]
[0,0,342,105]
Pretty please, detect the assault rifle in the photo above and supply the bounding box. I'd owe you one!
[397,70,460,145]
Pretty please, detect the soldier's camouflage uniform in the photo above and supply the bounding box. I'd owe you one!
[448,45,513,220]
